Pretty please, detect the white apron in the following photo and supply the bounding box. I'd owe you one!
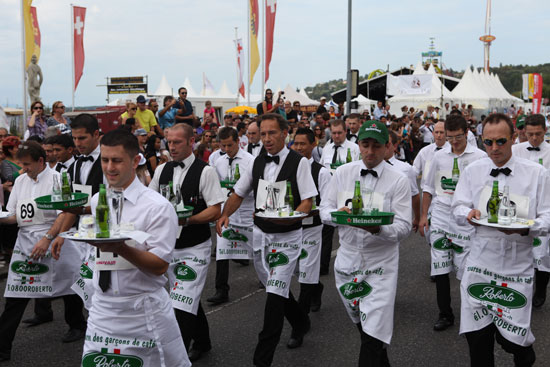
[216,223,253,260]
[253,227,302,298]
[296,225,322,284]
[533,236,550,272]
[459,233,535,347]
[71,245,96,310]
[334,243,399,345]
[82,287,190,367]
[167,240,211,315]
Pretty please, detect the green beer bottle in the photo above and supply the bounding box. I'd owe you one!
[346,148,352,163]
[285,181,294,216]
[452,158,460,183]
[168,181,177,207]
[234,164,240,181]
[539,158,543,166]
[96,184,110,238]
[61,171,72,200]
[487,180,500,223]
[352,180,363,215]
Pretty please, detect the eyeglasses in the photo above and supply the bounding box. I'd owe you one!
[446,134,465,142]
[33,106,43,110]
[483,138,509,147]
[57,105,65,109]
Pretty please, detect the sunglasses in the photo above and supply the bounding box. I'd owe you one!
[130,108,137,111]
[180,92,187,95]
[33,106,43,110]
[483,138,508,147]
[57,105,65,109]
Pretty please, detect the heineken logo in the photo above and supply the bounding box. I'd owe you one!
[299,249,308,260]
[174,264,197,281]
[82,350,143,367]
[11,261,49,275]
[266,251,289,268]
[222,229,248,242]
[80,264,93,279]
[433,237,464,253]
[339,279,372,300]
[533,237,542,247]
[467,283,527,309]
[440,177,457,190]
[347,217,383,225]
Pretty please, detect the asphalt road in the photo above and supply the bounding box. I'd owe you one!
[1,229,549,367]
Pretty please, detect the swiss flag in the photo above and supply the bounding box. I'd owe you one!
[265,0,277,83]
[235,39,245,98]
[73,6,86,91]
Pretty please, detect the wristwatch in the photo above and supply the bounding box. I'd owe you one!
[44,233,55,241]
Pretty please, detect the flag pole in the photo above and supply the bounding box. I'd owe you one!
[234,27,239,105]
[261,0,265,97]
[71,4,75,112]
[247,0,250,107]
[21,0,28,125]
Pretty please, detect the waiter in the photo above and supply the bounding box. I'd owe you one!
[292,128,331,314]
[346,113,362,144]
[452,113,550,366]
[207,127,257,305]
[0,142,83,361]
[511,114,550,307]
[320,120,412,366]
[82,129,190,367]
[217,113,317,367]
[419,115,486,332]
[150,123,224,362]
[52,134,76,173]
[246,121,265,157]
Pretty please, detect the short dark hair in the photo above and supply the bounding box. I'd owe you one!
[16,141,46,162]
[163,95,174,104]
[71,113,99,135]
[125,117,136,126]
[218,127,239,141]
[294,127,315,144]
[178,87,187,94]
[321,112,330,121]
[258,113,288,132]
[42,137,56,145]
[449,109,462,116]
[100,129,139,158]
[482,113,514,136]
[236,122,246,132]
[330,119,346,130]
[525,114,545,129]
[348,113,361,121]
[27,135,43,143]
[51,133,75,149]
[445,114,468,133]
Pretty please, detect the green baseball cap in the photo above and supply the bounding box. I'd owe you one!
[357,120,389,144]
[516,115,526,129]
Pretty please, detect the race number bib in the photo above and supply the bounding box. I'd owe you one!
[478,185,530,219]
[73,184,92,206]
[337,191,384,211]
[256,179,286,210]
[16,198,45,227]
[95,240,138,271]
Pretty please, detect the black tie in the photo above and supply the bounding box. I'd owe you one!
[361,169,378,177]
[173,161,185,169]
[332,145,341,164]
[228,157,236,168]
[264,155,280,164]
[97,248,110,292]
[220,151,226,156]
[435,147,442,151]
[527,146,540,151]
[348,134,357,140]
[248,143,259,154]
[385,160,393,166]
[79,156,94,163]
[490,167,511,177]
[55,163,65,172]
[74,156,93,185]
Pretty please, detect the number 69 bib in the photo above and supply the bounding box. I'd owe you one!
[16,198,45,227]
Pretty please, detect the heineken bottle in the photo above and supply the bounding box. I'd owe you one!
[285,181,294,216]
[96,184,110,238]
[487,180,500,223]
[61,171,72,200]
[352,180,363,215]
[168,181,178,208]
[539,158,543,166]
[234,164,241,181]
[346,148,352,163]
[451,158,460,183]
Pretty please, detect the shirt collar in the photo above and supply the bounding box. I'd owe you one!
[117,176,141,205]
[178,153,196,167]
[33,165,51,183]
[360,159,386,177]
[268,146,289,161]
[88,144,101,160]
[490,155,516,176]
[63,156,75,167]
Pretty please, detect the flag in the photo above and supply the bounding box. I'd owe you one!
[202,72,215,95]
[522,74,530,100]
[532,73,543,114]
[73,6,86,91]
[265,0,277,83]
[235,38,245,98]
[23,1,41,68]
[249,0,260,84]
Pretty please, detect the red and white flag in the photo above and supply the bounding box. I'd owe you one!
[265,0,277,83]
[532,73,543,114]
[235,38,245,98]
[73,6,86,91]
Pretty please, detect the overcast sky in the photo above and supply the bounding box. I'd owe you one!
[1,0,548,108]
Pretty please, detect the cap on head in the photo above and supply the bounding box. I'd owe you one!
[134,128,147,136]
[136,95,146,104]
[320,96,327,101]
[357,120,389,145]
[516,115,526,129]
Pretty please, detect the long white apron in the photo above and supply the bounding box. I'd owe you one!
[216,223,253,260]
[167,239,211,315]
[71,244,96,309]
[533,235,550,272]
[334,243,399,345]
[296,225,322,284]
[82,287,190,367]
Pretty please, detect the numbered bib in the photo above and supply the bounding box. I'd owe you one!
[16,198,45,227]
[256,179,286,210]
[73,184,92,206]
[94,240,138,271]
[478,185,530,218]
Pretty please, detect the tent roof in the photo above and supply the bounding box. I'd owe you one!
[217,81,235,98]
[412,61,426,75]
[182,77,198,97]
[282,84,319,105]
[153,75,172,96]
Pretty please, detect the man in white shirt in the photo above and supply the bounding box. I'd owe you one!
[82,129,190,366]
[419,115,487,332]
[373,101,386,120]
[413,121,447,190]
[217,113,317,366]
[346,113,361,144]
[52,134,75,173]
[320,120,412,366]
[320,119,360,169]
[246,121,265,157]
[512,114,550,307]
[419,118,435,147]
[452,113,550,366]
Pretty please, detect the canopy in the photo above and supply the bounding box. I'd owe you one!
[282,84,319,106]
[153,75,173,96]
[226,105,256,114]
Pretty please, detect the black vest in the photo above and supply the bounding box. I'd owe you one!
[304,161,323,229]
[159,159,210,248]
[68,156,103,196]
[252,150,303,233]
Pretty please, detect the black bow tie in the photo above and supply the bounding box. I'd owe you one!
[249,143,260,148]
[361,169,378,177]
[57,163,66,169]
[349,134,357,139]
[79,156,94,163]
[385,160,393,166]
[220,151,226,156]
[527,146,540,151]
[264,155,280,164]
[435,147,442,151]
[173,161,185,169]
[490,167,511,177]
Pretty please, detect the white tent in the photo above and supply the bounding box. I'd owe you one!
[343,94,376,113]
[449,67,494,109]
[413,61,426,75]
[217,81,235,98]
[282,84,319,106]
[152,75,173,96]
[181,77,198,97]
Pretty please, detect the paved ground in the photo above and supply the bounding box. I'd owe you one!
[0,229,549,366]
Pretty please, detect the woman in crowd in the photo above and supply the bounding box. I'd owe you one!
[27,101,48,139]
[0,136,21,264]
[261,89,280,115]
[46,101,72,134]
[313,125,327,148]
[119,102,142,128]
[144,134,162,177]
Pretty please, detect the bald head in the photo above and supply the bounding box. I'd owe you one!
[433,121,446,147]
[247,121,260,144]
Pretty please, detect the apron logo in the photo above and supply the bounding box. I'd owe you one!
[222,229,248,242]
[266,251,289,268]
[174,264,197,281]
[11,261,49,275]
[467,282,527,309]
[339,280,373,300]
[299,249,308,260]
[82,349,143,367]
[533,237,542,247]
[432,236,463,253]
[80,264,93,279]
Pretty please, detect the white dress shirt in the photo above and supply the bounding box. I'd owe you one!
[467,130,477,148]
[512,141,550,169]
[208,149,226,167]
[388,156,419,196]
[246,141,263,157]
[319,139,360,169]
[77,144,101,184]
[413,142,449,188]
[309,157,332,200]
[56,156,75,173]
[420,125,434,144]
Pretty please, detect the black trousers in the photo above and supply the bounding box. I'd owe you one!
[0,295,86,355]
[253,291,309,367]
[465,323,535,367]
[435,274,453,319]
[215,259,230,292]
[298,282,322,314]
[174,302,211,351]
[320,225,335,274]
[34,298,53,320]
[534,269,549,296]
[356,323,391,367]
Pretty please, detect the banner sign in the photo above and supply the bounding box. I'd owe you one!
[107,84,148,95]
[110,76,145,85]
[386,74,432,96]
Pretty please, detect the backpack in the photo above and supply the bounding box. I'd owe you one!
[256,102,264,116]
